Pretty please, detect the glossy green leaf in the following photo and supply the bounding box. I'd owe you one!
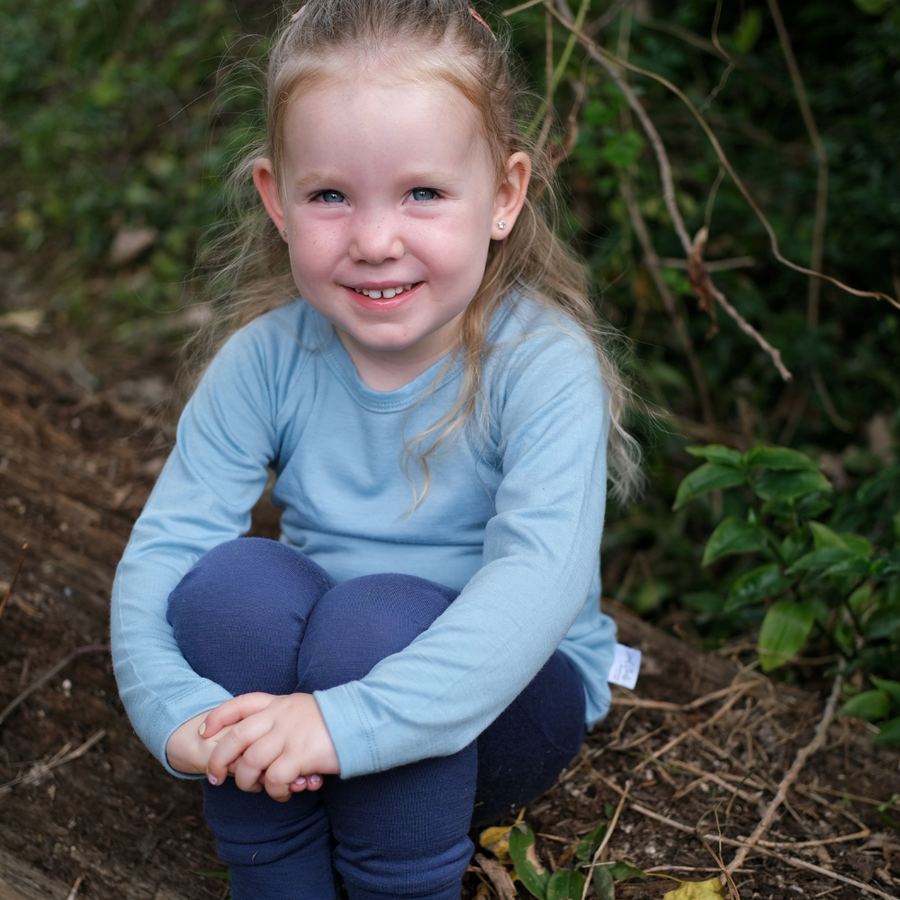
[872,717,900,744]
[702,517,768,565]
[839,690,890,722]
[743,446,819,471]
[750,469,832,502]
[725,564,794,611]
[758,600,815,671]
[787,547,855,574]
[547,869,587,900]
[509,823,549,900]
[809,521,849,549]
[823,557,871,579]
[673,463,746,510]
[687,445,743,467]
[870,677,900,707]
[780,529,811,566]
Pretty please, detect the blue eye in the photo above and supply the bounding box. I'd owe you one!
[410,188,437,202]
[318,190,345,203]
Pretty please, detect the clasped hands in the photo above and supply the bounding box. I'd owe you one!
[165,692,340,802]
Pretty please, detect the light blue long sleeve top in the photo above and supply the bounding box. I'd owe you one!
[110,292,617,780]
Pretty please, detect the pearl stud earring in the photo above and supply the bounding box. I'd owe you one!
[497,220,507,230]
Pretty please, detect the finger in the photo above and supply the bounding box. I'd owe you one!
[202,693,275,738]
[206,716,272,784]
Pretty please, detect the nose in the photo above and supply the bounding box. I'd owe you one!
[348,207,404,264]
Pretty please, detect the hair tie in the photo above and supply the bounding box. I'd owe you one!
[468,7,493,35]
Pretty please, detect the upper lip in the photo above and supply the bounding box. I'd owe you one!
[348,281,418,291]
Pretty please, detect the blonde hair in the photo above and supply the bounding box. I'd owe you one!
[198,0,641,503]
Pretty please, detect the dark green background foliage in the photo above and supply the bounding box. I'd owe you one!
[1,1,898,686]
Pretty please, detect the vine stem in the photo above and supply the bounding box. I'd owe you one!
[538,1,900,315]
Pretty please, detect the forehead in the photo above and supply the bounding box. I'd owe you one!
[285,67,477,128]
[280,74,490,170]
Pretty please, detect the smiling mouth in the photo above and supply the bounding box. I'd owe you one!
[352,282,418,300]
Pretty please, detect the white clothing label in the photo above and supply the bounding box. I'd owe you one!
[608,643,641,690]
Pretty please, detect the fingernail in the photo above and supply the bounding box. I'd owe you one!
[292,776,307,787]
[310,774,322,787]
[207,773,218,785]
[198,722,206,736]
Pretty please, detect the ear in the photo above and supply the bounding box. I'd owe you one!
[253,158,287,240]
[491,151,531,241]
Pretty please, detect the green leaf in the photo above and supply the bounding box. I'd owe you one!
[673,463,746,510]
[809,521,849,549]
[687,445,743,467]
[547,869,587,900]
[872,717,900,744]
[702,517,768,565]
[870,677,900,708]
[809,524,873,559]
[576,821,608,863]
[787,547,855,574]
[607,861,647,880]
[758,600,815,671]
[839,690,890,722]
[750,469,832,502]
[870,550,900,578]
[509,823,550,900]
[780,529,810,566]
[593,865,615,900]
[864,605,900,640]
[823,556,871,579]
[743,446,819,471]
[725,564,794,611]
[732,8,763,54]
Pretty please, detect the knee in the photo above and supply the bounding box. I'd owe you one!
[297,573,457,691]
[167,538,333,630]
[166,539,335,695]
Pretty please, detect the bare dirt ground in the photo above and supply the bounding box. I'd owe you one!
[1,326,899,900]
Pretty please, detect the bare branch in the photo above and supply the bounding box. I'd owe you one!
[541,3,900,312]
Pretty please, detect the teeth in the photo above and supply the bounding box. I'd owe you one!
[357,283,413,299]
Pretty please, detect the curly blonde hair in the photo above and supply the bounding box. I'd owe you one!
[197,0,641,503]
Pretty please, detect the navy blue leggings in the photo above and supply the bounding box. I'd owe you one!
[167,538,585,900]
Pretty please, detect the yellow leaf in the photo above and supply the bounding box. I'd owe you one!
[479,825,512,864]
[663,877,724,900]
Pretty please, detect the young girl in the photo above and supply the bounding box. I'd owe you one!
[111,1,639,897]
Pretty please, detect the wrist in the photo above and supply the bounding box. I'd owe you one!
[166,711,214,775]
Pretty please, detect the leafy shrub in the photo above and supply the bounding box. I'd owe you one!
[677,444,900,741]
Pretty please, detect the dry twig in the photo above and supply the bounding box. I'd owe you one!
[725,667,845,873]
[638,679,761,767]
[0,644,110,730]
[0,729,106,796]
[581,780,630,900]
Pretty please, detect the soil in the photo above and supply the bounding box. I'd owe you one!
[1,326,899,900]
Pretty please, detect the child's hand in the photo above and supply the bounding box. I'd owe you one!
[166,710,231,776]
[202,692,341,802]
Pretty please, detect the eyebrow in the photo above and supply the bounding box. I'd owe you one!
[290,169,465,191]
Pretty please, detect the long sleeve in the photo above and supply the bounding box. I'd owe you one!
[110,320,294,774]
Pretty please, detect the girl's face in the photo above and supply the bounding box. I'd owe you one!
[254,74,530,390]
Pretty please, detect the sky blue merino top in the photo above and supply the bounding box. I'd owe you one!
[110,292,617,779]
